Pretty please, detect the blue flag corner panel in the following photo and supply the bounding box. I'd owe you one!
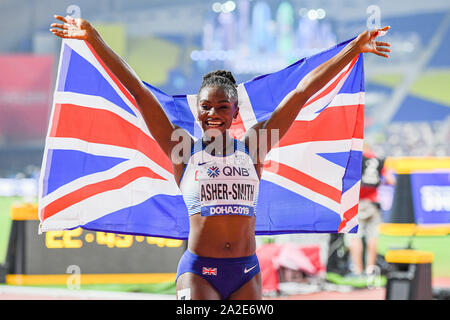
[39,38,364,238]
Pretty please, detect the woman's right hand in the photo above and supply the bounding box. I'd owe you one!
[49,14,191,176]
[49,15,94,41]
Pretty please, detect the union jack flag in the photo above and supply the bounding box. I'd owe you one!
[202,267,218,276]
[38,37,364,238]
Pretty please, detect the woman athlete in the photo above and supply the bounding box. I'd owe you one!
[50,15,390,300]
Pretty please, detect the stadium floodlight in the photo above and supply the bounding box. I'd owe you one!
[317,8,326,19]
[298,8,308,17]
[222,1,236,13]
[307,9,318,20]
[212,2,222,13]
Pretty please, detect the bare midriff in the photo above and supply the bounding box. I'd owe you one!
[188,214,256,258]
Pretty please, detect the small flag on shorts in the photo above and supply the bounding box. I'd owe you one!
[202,267,218,276]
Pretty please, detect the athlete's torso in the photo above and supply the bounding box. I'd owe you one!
[180,139,259,218]
[179,138,260,258]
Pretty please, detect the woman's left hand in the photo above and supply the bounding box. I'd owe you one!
[50,15,94,41]
[356,26,391,58]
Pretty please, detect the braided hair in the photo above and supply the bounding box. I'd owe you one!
[198,70,238,105]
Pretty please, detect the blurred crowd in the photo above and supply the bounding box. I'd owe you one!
[370,117,450,158]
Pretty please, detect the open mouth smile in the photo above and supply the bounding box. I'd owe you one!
[205,120,225,128]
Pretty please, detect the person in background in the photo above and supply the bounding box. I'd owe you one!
[347,144,396,276]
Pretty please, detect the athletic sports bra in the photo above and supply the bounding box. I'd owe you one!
[179,139,259,217]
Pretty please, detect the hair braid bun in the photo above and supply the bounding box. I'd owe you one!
[202,70,237,87]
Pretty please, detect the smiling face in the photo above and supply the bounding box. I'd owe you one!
[197,86,239,139]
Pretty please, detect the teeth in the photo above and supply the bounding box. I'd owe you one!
[207,121,223,126]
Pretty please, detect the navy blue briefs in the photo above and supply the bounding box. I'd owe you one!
[176,250,260,299]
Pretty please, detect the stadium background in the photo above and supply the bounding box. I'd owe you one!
[0,0,449,299]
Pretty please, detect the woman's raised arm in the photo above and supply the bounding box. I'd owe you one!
[244,26,391,166]
[50,15,191,163]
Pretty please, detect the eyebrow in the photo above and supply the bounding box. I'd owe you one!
[199,99,230,104]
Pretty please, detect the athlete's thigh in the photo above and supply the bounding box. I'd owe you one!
[176,272,221,300]
[228,272,262,300]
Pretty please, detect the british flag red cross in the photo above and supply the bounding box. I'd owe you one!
[38,37,364,238]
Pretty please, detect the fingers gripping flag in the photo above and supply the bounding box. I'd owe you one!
[39,38,364,238]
